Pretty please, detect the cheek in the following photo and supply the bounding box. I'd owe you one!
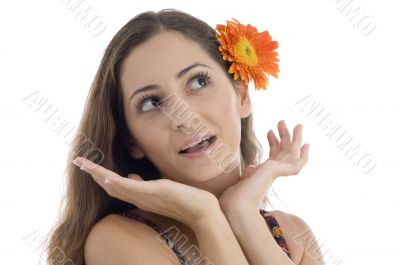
[146,133,164,151]
[209,95,241,143]
[130,122,165,153]
[217,94,239,120]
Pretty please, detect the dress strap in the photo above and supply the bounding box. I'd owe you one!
[118,210,165,234]
[259,209,291,259]
[117,210,189,265]
[117,209,290,262]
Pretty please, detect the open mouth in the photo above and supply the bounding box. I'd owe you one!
[178,135,217,154]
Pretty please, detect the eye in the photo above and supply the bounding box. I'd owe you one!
[134,71,211,113]
[187,71,211,90]
[135,94,161,112]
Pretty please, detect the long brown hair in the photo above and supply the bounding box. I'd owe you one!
[45,8,265,264]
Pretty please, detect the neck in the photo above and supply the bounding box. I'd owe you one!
[190,163,242,198]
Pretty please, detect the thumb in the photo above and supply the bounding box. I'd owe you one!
[127,174,144,181]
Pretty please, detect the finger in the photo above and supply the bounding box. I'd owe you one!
[72,157,145,196]
[72,157,118,184]
[278,120,291,151]
[290,124,303,156]
[128,174,144,181]
[300,143,310,162]
[267,130,280,158]
[290,144,310,175]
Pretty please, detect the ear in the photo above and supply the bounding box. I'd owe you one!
[127,137,145,159]
[233,80,252,118]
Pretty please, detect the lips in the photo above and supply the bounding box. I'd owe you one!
[178,134,217,154]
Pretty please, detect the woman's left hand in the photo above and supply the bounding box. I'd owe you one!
[218,120,310,217]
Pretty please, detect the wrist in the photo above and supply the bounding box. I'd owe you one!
[262,159,279,180]
[226,209,265,232]
[191,203,225,232]
[224,207,261,223]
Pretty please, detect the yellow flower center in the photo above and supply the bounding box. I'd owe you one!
[234,36,258,67]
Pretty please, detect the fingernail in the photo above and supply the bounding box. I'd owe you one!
[72,157,83,169]
[82,158,97,170]
[72,157,97,170]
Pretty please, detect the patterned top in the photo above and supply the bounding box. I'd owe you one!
[117,209,290,264]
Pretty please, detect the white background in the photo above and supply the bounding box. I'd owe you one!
[1,0,399,264]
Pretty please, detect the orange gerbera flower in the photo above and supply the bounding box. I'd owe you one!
[215,19,279,90]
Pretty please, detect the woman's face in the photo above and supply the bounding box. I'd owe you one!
[120,31,251,185]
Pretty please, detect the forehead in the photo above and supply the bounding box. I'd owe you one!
[120,31,214,89]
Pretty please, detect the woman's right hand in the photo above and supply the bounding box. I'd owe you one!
[72,157,219,226]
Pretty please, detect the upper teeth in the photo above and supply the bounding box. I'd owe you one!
[181,135,213,151]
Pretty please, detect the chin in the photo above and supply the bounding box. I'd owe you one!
[173,164,222,184]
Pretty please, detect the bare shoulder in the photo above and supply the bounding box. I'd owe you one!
[268,210,322,265]
[268,209,318,243]
[84,213,179,265]
[269,209,311,231]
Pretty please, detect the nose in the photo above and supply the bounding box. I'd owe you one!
[173,122,183,130]
[171,115,200,132]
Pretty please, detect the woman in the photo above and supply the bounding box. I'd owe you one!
[46,8,323,265]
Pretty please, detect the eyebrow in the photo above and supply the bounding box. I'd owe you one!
[129,62,210,100]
